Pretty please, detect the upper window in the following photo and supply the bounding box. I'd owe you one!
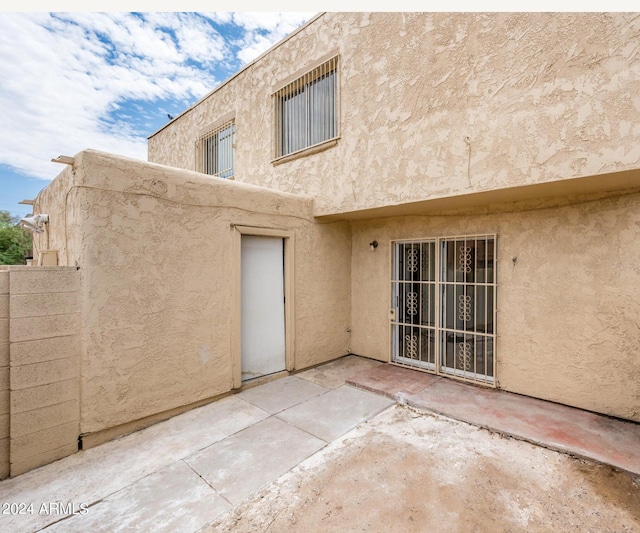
[274,56,338,159]
[197,119,235,178]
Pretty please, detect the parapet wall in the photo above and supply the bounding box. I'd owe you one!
[32,150,351,442]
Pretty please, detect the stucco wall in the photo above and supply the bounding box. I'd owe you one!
[148,12,640,216]
[350,194,640,423]
[34,150,351,435]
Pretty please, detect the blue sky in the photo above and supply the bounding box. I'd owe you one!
[0,11,316,218]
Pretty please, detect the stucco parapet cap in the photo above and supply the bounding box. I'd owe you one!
[315,168,640,221]
[68,150,315,220]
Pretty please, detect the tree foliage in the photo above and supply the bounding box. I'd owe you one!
[0,211,32,265]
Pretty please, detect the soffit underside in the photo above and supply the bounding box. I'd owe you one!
[314,168,640,221]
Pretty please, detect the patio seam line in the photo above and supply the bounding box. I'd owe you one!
[178,400,342,512]
[344,381,393,399]
[234,377,330,414]
[181,458,234,507]
[344,377,440,399]
[181,416,331,512]
[29,493,109,532]
[275,385,396,448]
[274,391,396,444]
[169,398,271,458]
[272,413,331,444]
[26,399,271,530]
[29,506,86,533]
[396,394,640,478]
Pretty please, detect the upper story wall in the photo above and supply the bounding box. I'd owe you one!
[148,12,640,217]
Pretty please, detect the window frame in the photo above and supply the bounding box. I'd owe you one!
[196,117,236,179]
[272,55,339,162]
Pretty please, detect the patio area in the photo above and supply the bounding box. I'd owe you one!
[0,355,638,532]
[347,362,640,477]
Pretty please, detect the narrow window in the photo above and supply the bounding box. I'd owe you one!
[197,120,235,178]
[274,56,338,159]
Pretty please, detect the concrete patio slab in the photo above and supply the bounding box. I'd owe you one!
[276,385,395,442]
[2,355,638,533]
[205,404,640,533]
[237,375,327,414]
[184,416,325,505]
[296,354,383,389]
[44,460,231,533]
[405,378,640,476]
[348,363,640,477]
[0,395,268,532]
[346,362,441,398]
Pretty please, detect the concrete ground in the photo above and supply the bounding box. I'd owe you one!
[0,355,639,532]
[347,363,640,477]
[207,405,640,533]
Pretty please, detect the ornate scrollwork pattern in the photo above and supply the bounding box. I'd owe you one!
[458,294,472,322]
[458,341,472,370]
[407,291,418,316]
[459,245,472,273]
[407,248,419,273]
[405,334,418,359]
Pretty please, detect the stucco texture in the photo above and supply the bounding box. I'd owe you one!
[148,12,640,217]
[350,193,640,423]
[34,150,351,434]
[29,12,640,437]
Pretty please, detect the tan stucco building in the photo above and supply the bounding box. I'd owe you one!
[6,12,640,477]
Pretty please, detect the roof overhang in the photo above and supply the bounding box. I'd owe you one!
[314,168,640,221]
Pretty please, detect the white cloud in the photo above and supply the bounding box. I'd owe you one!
[224,12,317,64]
[0,11,314,181]
[229,11,314,34]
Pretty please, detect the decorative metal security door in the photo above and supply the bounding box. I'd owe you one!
[439,236,496,383]
[391,236,496,385]
[391,240,437,370]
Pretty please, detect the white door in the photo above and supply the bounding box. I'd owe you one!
[241,236,286,381]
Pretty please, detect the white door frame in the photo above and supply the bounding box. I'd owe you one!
[231,225,295,389]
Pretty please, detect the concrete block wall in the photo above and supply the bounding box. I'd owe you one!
[7,267,80,477]
[0,269,9,479]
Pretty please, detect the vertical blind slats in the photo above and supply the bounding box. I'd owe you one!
[275,56,338,158]
[198,120,235,178]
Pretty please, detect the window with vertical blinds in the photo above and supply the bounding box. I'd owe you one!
[197,119,235,178]
[274,56,338,159]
